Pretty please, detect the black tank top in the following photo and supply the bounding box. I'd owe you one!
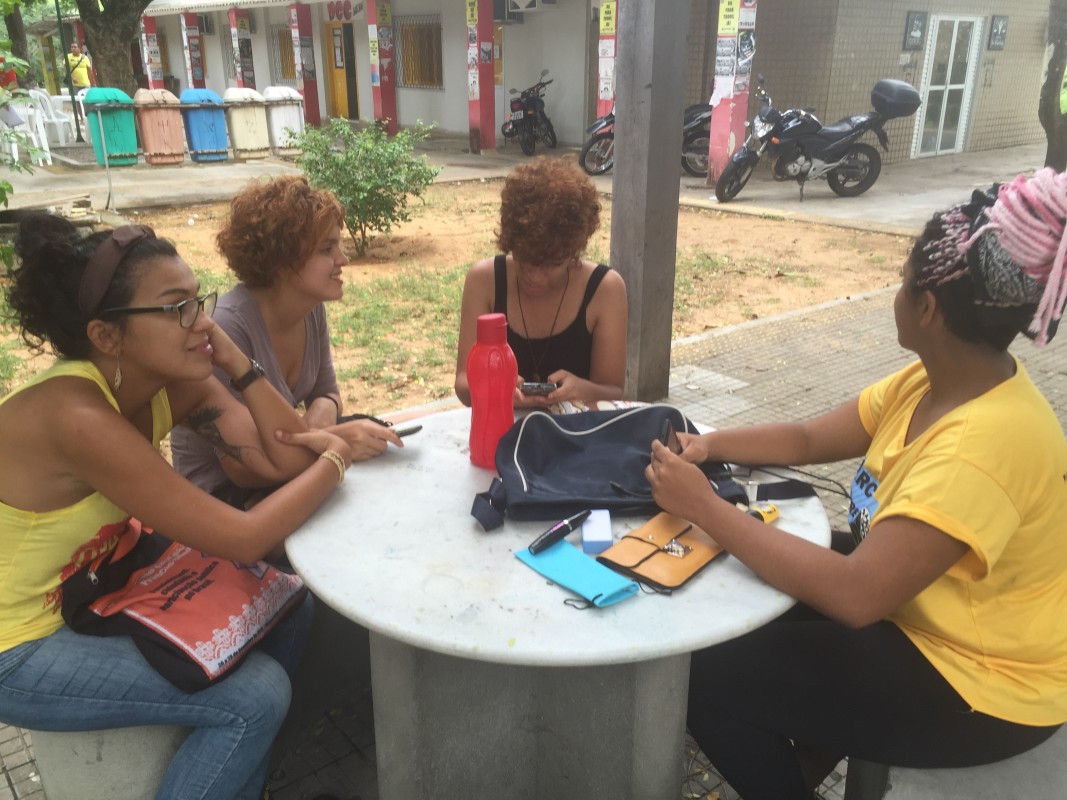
[492,254,609,382]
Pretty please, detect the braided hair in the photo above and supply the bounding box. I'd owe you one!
[910,168,1067,348]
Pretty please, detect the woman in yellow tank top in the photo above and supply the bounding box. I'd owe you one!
[0,213,354,800]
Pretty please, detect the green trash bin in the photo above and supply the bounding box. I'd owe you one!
[84,87,138,167]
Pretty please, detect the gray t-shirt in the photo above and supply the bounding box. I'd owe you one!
[171,284,339,494]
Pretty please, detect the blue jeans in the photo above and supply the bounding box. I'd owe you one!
[0,593,313,800]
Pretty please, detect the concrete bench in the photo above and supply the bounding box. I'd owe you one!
[844,724,1067,799]
[26,725,189,800]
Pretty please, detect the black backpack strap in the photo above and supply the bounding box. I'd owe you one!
[471,477,508,531]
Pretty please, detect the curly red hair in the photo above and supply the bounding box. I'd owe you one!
[217,177,344,288]
[497,157,601,266]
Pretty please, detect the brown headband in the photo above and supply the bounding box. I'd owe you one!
[78,224,157,318]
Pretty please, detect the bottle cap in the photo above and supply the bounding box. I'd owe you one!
[476,313,508,345]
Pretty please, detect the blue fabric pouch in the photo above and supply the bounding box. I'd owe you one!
[515,540,639,608]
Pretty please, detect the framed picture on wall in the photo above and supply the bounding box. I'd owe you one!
[903,11,927,51]
[988,16,1008,50]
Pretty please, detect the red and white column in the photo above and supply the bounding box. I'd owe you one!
[465,0,495,153]
[707,0,757,183]
[367,0,398,134]
[288,3,321,125]
[180,13,206,89]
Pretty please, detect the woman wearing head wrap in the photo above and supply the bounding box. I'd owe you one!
[647,169,1067,799]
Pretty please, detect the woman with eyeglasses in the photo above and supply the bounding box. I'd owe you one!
[454,157,628,409]
[171,176,401,508]
[0,213,353,800]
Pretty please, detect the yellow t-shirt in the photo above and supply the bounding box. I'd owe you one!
[66,53,91,88]
[855,359,1067,726]
[0,360,172,652]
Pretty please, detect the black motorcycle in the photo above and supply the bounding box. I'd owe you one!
[578,104,615,175]
[714,76,920,203]
[501,69,556,156]
[578,103,713,177]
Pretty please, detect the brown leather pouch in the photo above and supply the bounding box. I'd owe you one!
[596,512,724,593]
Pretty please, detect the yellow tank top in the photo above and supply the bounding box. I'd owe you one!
[0,360,172,651]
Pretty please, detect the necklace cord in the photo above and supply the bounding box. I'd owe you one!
[515,261,572,382]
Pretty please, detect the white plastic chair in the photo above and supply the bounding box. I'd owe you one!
[5,99,51,165]
[28,88,71,146]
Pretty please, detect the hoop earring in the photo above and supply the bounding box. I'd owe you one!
[113,356,123,391]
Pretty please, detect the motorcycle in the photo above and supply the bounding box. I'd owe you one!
[578,104,615,175]
[500,69,557,156]
[578,103,713,178]
[714,75,921,203]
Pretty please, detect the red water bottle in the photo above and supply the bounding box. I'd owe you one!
[467,313,518,468]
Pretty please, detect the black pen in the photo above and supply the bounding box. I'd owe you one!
[528,509,592,555]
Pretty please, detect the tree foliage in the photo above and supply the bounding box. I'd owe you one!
[294,119,440,256]
[1041,0,1067,170]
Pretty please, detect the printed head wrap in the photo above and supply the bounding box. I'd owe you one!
[915,168,1067,346]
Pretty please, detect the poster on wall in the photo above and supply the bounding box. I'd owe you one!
[598,56,614,100]
[599,1,616,35]
[988,16,1008,50]
[468,69,479,100]
[369,26,380,86]
[903,11,927,51]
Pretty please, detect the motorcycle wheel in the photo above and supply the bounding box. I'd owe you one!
[714,157,755,203]
[518,125,536,156]
[579,132,615,175]
[681,131,710,178]
[540,118,558,148]
[827,143,882,197]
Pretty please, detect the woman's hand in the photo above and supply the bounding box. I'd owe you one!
[205,319,250,379]
[646,440,720,519]
[329,419,402,461]
[677,431,714,465]
[275,428,353,466]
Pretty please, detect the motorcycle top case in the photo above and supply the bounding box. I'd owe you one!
[871,79,921,119]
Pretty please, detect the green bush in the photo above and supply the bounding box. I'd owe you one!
[294,119,440,256]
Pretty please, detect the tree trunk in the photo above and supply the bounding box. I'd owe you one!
[3,5,31,88]
[74,0,150,96]
[1040,0,1067,171]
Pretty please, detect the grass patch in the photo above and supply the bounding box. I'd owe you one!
[327,262,467,409]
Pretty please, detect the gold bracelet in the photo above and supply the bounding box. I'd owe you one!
[319,449,346,484]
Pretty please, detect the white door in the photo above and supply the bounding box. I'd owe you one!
[914,16,983,157]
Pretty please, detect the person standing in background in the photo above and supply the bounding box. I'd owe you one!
[66,43,94,89]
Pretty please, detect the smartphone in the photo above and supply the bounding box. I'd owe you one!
[520,382,557,396]
[395,424,423,437]
[660,419,683,455]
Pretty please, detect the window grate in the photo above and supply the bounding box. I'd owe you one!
[394,14,443,90]
[269,25,298,85]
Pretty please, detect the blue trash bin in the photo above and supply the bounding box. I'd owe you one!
[179,88,229,162]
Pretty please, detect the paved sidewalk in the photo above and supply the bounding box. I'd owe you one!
[1,137,1059,800]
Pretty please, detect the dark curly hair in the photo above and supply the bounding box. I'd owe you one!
[497,157,601,266]
[216,177,344,288]
[6,213,178,359]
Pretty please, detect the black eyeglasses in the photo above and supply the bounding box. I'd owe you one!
[100,291,218,329]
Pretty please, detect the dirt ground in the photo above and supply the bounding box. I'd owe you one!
[6,180,910,413]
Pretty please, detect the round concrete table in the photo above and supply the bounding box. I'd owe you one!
[286,407,830,800]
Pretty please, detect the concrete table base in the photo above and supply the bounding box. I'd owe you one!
[370,632,689,800]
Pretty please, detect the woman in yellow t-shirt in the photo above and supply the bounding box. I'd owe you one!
[0,214,356,800]
[648,169,1067,799]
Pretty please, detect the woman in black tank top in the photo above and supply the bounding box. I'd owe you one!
[454,158,628,408]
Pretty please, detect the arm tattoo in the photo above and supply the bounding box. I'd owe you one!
[185,405,263,464]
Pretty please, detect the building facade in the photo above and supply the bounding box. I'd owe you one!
[136,0,1050,160]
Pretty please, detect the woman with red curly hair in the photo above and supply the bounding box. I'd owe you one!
[173,176,400,507]
[455,157,628,408]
